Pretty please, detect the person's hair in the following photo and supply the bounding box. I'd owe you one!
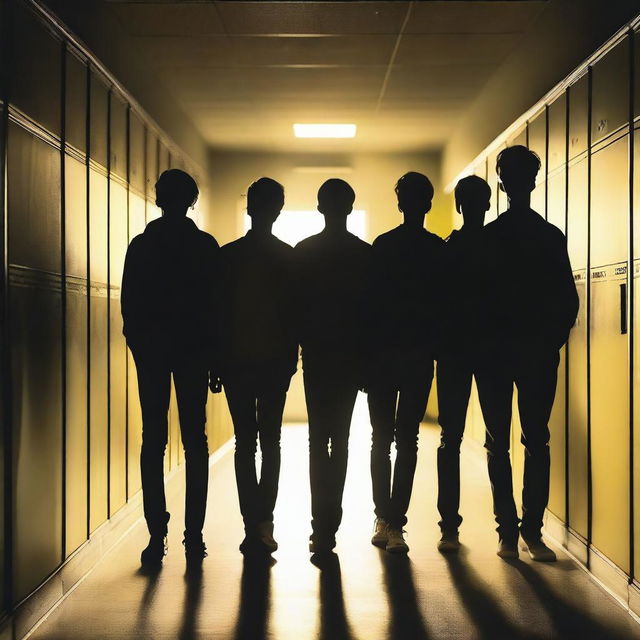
[496,145,541,182]
[455,175,491,208]
[247,177,284,213]
[317,178,356,210]
[155,169,199,210]
[395,172,434,202]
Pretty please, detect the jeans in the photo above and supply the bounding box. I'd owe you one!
[303,365,359,540]
[368,360,434,529]
[475,349,559,540]
[133,349,209,539]
[224,376,288,531]
[436,356,474,534]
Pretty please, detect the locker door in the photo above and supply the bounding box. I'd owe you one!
[487,149,499,221]
[528,109,547,217]
[548,93,567,175]
[146,130,160,222]
[567,156,588,539]
[568,74,589,162]
[590,135,630,573]
[633,127,640,580]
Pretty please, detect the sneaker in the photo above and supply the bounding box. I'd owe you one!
[521,536,557,562]
[257,521,278,553]
[309,533,336,555]
[497,537,519,559]
[437,531,461,553]
[386,528,409,554]
[183,535,208,563]
[371,518,389,548]
[141,535,167,567]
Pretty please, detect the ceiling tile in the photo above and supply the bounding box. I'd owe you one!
[111,3,225,35]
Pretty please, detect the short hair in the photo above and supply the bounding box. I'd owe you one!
[318,178,356,210]
[395,172,434,202]
[455,175,491,207]
[155,169,199,209]
[247,177,284,212]
[496,145,541,182]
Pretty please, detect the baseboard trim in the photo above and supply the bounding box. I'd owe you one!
[1,439,233,640]
[544,510,640,623]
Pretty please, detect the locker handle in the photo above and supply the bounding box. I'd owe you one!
[620,282,627,335]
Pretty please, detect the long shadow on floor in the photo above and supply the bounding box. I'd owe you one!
[135,565,161,636]
[379,552,430,640]
[507,559,634,640]
[179,564,204,640]
[312,553,357,640]
[444,551,534,640]
[233,555,274,640]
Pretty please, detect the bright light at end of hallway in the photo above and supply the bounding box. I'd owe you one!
[293,123,357,138]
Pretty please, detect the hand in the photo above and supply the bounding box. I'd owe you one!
[208,372,222,394]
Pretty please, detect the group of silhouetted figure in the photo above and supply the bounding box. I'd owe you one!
[120,145,579,569]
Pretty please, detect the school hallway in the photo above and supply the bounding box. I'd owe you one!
[23,397,640,640]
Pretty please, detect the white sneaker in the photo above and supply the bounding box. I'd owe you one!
[521,536,556,562]
[371,518,389,548]
[257,521,278,553]
[386,528,409,554]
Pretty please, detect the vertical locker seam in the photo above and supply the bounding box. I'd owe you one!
[60,38,67,563]
[564,87,571,530]
[586,66,593,570]
[106,89,111,519]
[85,64,91,540]
[124,105,130,501]
[544,105,549,221]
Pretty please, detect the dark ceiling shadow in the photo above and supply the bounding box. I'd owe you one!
[179,563,204,640]
[379,552,430,640]
[312,552,357,640]
[443,551,533,640]
[233,555,274,640]
[507,559,635,640]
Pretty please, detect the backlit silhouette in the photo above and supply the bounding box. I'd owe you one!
[367,172,445,554]
[219,177,297,555]
[121,169,219,566]
[294,178,371,554]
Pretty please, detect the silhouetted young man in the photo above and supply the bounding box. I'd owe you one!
[367,172,445,554]
[219,178,297,555]
[475,146,578,561]
[435,175,491,553]
[121,169,219,566]
[294,179,371,554]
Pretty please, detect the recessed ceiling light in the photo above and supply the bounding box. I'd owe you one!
[293,124,357,138]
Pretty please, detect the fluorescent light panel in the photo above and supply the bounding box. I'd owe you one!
[293,123,356,138]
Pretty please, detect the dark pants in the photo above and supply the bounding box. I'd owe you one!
[368,361,434,529]
[436,356,474,534]
[303,365,359,540]
[475,349,560,540]
[133,349,209,539]
[224,376,288,531]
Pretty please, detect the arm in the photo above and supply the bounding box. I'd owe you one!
[120,237,145,351]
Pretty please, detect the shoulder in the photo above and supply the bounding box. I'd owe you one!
[294,233,322,252]
[198,229,220,250]
[126,233,145,254]
[372,226,400,247]
[349,233,371,250]
[423,230,446,246]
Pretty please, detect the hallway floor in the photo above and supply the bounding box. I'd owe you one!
[29,396,640,640]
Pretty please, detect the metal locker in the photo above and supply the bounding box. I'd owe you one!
[64,155,88,555]
[65,49,87,154]
[567,156,589,539]
[591,36,630,146]
[568,74,589,162]
[145,129,158,203]
[486,148,499,222]
[8,124,62,601]
[635,28,640,121]
[633,127,640,580]
[90,73,109,168]
[159,142,170,175]
[109,180,128,515]
[529,110,546,217]
[548,93,567,174]
[590,135,630,573]
[110,93,128,182]
[89,169,109,533]
[129,112,145,195]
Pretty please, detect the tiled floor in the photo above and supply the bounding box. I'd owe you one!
[29,396,640,639]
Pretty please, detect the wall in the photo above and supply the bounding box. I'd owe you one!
[454,16,640,615]
[0,0,232,625]
[209,149,453,421]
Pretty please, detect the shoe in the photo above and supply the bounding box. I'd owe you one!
[183,534,207,563]
[497,537,519,559]
[309,534,336,555]
[141,535,167,567]
[371,518,389,548]
[257,521,278,553]
[437,531,461,553]
[521,536,557,562]
[386,528,409,554]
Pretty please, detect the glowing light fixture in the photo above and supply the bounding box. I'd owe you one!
[293,123,356,138]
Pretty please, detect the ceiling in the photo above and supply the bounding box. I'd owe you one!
[105,1,548,154]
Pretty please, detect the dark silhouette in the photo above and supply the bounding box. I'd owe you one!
[435,175,491,551]
[294,179,371,554]
[366,172,445,554]
[179,564,204,640]
[474,146,579,560]
[379,553,430,639]
[219,177,298,555]
[233,556,274,640]
[121,169,219,566]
